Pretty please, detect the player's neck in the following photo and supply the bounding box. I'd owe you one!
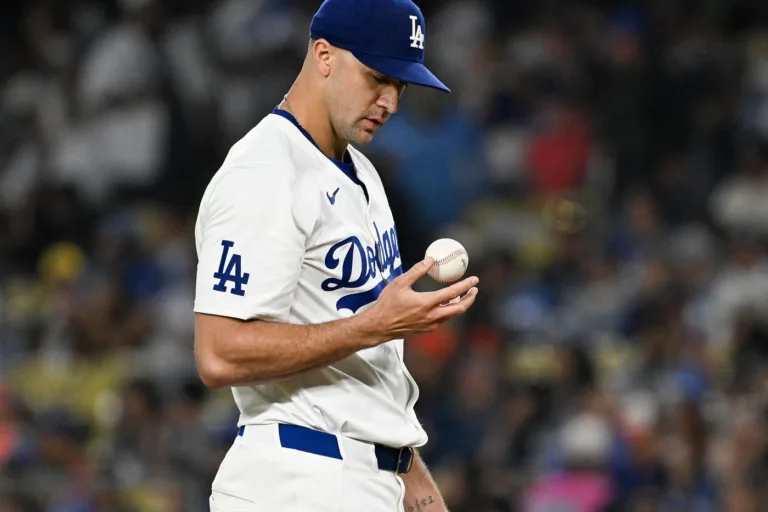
[281,88,348,161]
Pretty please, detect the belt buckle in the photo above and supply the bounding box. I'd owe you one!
[395,447,414,474]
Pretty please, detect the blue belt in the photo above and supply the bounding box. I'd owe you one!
[237,424,414,474]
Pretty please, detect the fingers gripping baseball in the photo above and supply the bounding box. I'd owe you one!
[366,259,479,339]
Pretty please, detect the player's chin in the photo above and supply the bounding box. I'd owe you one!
[351,126,376,145]
[357,118,385,140]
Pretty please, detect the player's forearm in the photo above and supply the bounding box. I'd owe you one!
[195,312,384,388]
[401,451,448,512]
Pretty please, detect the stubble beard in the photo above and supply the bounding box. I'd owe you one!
[341,117,375,146]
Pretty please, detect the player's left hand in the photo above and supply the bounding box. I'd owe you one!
[358,257,479,342]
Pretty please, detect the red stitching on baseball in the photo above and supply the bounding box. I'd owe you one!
[429,248,467,282]
[435,249,465,266]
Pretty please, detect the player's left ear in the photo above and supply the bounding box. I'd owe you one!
[311,38,333,78]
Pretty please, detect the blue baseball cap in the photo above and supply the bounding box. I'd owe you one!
[309,0,450,93]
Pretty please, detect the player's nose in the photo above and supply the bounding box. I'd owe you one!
[378,86,401,114]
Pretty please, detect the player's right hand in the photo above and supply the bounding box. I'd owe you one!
[361,257,479,342]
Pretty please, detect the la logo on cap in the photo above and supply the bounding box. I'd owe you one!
[409,15,424,49]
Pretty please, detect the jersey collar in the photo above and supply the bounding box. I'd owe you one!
[272,106,369,202]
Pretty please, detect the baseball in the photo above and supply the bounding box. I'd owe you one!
[425,238,469,283]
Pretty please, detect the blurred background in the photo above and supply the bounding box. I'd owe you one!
[5,0,768,510]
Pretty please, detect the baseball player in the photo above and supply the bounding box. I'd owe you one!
[193,0,479,510]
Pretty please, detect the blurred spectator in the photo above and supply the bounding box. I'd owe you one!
[159,379,216,512]
[524,412,615,512]
[112,379,163,485]
[711,143,768,236]
[425,354,500,466]
[525,100,592,196]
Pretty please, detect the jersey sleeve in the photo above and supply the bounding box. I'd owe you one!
[193,162,313,321]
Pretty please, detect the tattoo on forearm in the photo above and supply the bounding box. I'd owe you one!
[405,496,436,511]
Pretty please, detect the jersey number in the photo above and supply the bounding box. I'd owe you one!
[213,240,250,296]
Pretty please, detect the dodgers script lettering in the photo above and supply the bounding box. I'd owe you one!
[321,223,403,313]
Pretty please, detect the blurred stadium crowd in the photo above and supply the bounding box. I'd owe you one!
[5,0,768,510]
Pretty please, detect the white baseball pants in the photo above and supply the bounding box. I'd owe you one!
[208,424,407,511]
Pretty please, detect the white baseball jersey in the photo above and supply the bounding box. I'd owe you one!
[194,110,428,449]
